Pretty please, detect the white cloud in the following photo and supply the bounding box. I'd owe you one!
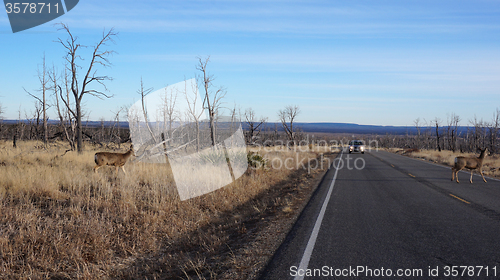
[56,0,500,36]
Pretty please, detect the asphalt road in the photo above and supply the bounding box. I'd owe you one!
[260,149,500,279]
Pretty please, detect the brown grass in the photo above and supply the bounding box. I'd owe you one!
[0,140,331,279]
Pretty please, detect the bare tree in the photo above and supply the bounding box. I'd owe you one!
[451,113,461,152]
[469,115,487,152]
[228,104,239,134]
[196,56,226,146]
[162,85,178,142]
[137,78,156,143]
[24,54,50,144]
[444,113,461,151]
[110,106,126,146]
[273,123,279,142]
[414,118,421,136]
[53,65,77,150]
[40,55,48,144]
[413,118,422,148]
[29,97,44,140]
[245,108,267,145]
[488,108,500,154]
[185,79,204,152]
[278,105,301,143]
[55,23,117,153]
[433,117,442,151]
[423,118,433,150]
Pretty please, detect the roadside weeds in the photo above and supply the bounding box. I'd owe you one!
[0,140,336,279]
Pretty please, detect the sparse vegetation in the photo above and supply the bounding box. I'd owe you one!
[377,109,500,155]
[247,151,267,170]
[0,140,332,279]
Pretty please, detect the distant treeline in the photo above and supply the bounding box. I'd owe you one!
[247,122,465,135]
[0,118,496,154]
[0,119,472,136]
[0,119,130,149]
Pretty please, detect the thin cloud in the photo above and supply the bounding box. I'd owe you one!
[56,1,500,36]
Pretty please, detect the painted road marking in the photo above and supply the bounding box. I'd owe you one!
[449,194,471,204]
[294,150,343,280]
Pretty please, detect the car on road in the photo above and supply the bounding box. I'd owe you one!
[348,140,365,154]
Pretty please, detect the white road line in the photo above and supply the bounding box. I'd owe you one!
[294,150,343,280]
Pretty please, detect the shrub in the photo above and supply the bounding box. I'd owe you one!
[247,152,267,170]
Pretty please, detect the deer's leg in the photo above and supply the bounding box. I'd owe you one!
[451,168,455,181]
[469,170,474,183]
[94,166,100,173]
[121,166,127,175]
[480,170,487,183]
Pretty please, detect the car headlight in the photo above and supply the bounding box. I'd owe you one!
[360,146,364,151]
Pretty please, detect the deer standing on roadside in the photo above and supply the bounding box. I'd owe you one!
[94,145,135,175]
[451,148,488,183]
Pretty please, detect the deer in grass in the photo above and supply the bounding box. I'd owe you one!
[94,145,135,175]
[451,148,488,183]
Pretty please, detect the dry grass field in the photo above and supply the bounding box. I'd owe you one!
[388,148,500,178]
[0,140,333,279]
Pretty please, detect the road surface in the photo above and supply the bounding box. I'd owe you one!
[260,149,500,279]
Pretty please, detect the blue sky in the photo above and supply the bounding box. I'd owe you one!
[1,0,500,126]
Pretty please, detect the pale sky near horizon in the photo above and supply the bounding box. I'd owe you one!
[1,0,500,126]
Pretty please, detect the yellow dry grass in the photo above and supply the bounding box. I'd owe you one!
[0,140,326,279]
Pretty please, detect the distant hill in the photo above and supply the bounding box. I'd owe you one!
[248,122,418,135]
[1,119,470,135]
[248,122,471,136]
[288,122,417,135]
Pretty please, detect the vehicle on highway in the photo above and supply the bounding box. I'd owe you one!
[348,140,365,154]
